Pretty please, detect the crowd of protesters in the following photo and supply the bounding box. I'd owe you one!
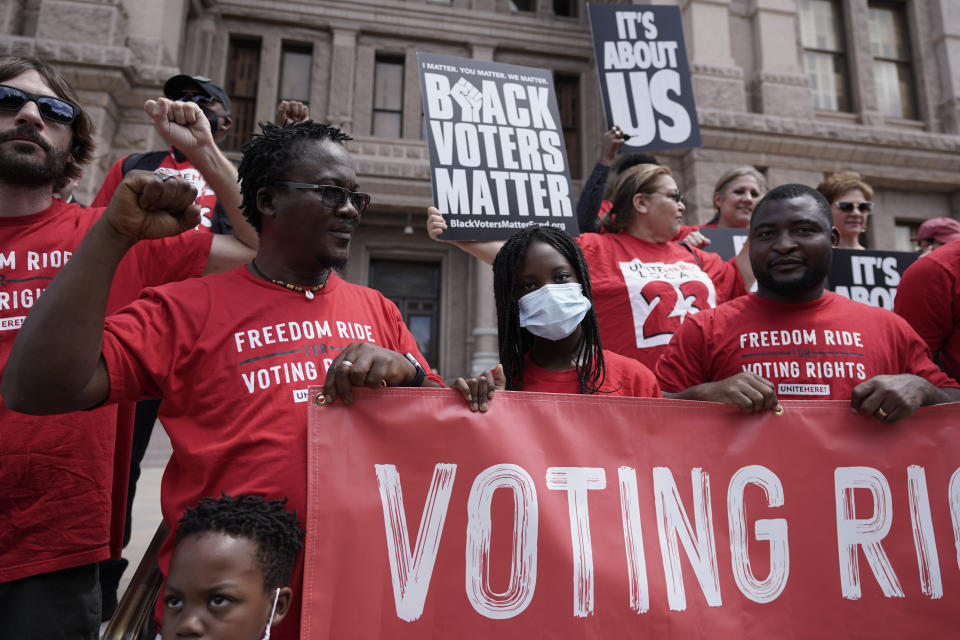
[0,55,958,640]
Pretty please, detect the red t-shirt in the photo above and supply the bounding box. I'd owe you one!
[575,232,745,369]
[895,242,960,381]
[100,267,441,640]
[655,291,959,398]
[92,148,219,232]
[520,350,661,397]
[0,199,211,583]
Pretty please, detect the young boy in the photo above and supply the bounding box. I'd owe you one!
[161,494,304,640]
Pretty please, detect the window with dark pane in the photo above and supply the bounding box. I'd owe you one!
[279,44,312,107]
[798,0,851,112]
[554,0,577,18]
[373,56,405,138]
[509,0,535,11]
[369,259,441,367]
[224,37,261,152]
[868,1,917,120]
[554,73,580,179]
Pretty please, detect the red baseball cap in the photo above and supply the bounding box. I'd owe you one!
[914,217,960,244]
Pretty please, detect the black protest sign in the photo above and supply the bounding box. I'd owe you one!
[827,249,918,311]
[418,52,577,241]
[588,3,701,153]
[698,227,748,260]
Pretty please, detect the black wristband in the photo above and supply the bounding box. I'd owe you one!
[402,352,426,387]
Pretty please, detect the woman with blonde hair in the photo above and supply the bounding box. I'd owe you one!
[817,171,874,250]
[427,164,751,369]
[702,166,767,228]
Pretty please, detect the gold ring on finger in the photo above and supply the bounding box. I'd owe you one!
[876,408,888,418]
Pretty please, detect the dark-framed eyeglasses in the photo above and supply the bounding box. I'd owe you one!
[276,182,371,215]
[0,84,78,125]
[836,201,872,213]
[653,189,685,205]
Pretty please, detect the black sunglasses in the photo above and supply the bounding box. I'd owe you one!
[176,94,213,107]
[0,84,78,125]
[651,189,685,205]
[276,182,371,215]
[836,201,872,213]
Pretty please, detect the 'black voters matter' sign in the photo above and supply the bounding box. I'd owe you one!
[418,52,577,241]
[588,3,701,153]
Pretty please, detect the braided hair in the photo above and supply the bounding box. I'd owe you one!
[175,493,305,590]
[237,120,352,233]
[492,225,606,394]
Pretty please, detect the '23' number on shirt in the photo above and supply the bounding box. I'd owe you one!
[619,260,717,349]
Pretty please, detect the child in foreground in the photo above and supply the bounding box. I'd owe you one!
[160,494,304,640]
[456,224,661,410]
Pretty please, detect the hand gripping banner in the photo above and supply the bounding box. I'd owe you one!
[302,388,960,638]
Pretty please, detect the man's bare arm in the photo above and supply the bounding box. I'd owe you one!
[144,98,259,253]
[1,173,200,414]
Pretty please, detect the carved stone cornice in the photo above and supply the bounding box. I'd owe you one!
[690,63,744,80]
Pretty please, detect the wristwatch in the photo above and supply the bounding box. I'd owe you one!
[402,352,426,387]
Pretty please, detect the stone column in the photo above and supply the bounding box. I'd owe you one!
[681,0,747,113]
[468,42,500,376]
[402,51,421,139]
[469,262,500,376]
[181,9,222,81]
[327,28,357,131]
[845,0,883,126]
[748,0,814,118]
[931,0,960,133]
[256,33,281,125]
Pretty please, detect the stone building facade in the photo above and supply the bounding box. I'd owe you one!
[2,0,959,380]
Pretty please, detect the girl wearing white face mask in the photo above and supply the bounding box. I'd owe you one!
[454,225,661,411]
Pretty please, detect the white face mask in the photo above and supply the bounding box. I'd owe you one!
[261,587,281,640]
[518,282,591,341]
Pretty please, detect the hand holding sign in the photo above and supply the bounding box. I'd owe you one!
[588,4,701,153]
[418,53,578,241]
[600,127,628,166]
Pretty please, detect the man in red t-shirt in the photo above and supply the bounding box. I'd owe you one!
[0,56,257,636]
[3,121,443,640]
[655,184,960,422]
[895,239,960,382]
[92,74,234,231]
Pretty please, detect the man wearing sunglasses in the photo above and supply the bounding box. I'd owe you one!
[4,119,442,639]
[91,74,236,233]
[895,219,960,383]
[0,56,257,637]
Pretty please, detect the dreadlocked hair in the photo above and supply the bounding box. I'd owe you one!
[237,120,352,233]
[492,224,606,394]
[175,493,304,590]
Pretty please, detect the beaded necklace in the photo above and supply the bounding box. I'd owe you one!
[250,259,329,300]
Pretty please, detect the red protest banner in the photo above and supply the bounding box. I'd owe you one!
[301,388,960,639]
